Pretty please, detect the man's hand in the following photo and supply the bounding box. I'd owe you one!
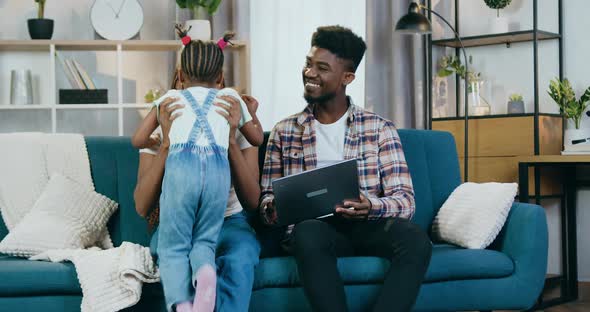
[335,194,371,220]
[158,97,184,147]
[260,199,278,225]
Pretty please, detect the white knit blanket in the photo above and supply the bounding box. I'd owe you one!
[0,133,159,311]
[0,132,112,248]
[31,242,160,312]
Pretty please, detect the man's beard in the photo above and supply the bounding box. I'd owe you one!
[303,91,336,105]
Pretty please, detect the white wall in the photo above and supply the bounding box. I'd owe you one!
[432,0,590,280]
[563,0,590,282]
[249,0,366,130]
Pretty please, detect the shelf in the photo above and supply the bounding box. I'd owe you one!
[0,103,152,109]
[432,30,561,48]
[0,40,247,52]
[432,113,562,121]
[0,105,52,110]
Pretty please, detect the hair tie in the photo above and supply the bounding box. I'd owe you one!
[217,37,229,50]
[181,35,192,46]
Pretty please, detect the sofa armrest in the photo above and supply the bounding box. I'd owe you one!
[490,202,548,300]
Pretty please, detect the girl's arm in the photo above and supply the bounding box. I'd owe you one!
[131,108,159,149]
[217,93,264,147]
[240,94,264,146]
[238,120,264,147]
[132,93,183,149]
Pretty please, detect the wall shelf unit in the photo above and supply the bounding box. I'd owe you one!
[426,0,563,189]
[431,30,561,48]
[0,40,250,136]
[0,40,247,51]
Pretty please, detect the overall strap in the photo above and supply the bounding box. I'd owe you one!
[181,89,219,145]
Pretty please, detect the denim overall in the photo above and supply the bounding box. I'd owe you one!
[157,89,231,311]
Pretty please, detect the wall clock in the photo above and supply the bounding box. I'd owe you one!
[90,0,144,40]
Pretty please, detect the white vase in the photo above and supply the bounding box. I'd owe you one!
[564,126,590,146]
[184,20,211,41]
[10,69,33,105]
[458,80,491,116]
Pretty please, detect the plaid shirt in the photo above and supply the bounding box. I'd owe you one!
[260,99,415,220]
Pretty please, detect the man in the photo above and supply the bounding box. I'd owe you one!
[259,25,432,312]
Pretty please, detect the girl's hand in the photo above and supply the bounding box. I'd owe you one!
[146,133,161,149]
[158,97,184,146]
[215,95,242,142]
[241,94,259,114]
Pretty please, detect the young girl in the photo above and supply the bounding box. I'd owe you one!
[132,26,263,312]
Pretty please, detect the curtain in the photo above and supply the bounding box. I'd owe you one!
[213,0,425,130]
[365,0,427,129]
[248,0,366,130]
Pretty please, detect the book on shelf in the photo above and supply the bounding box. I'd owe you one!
[55,52,80,89]
[72,60,96,90]
[55,52,97,90]
[64,59,86,89]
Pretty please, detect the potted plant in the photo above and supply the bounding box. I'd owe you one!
[483,0,512,17]
[507,93,524,114]
[548,78,590,144]
[437,55,491,116]
[176,0,222,40]
[28,0,53,40]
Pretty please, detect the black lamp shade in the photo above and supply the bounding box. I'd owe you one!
[395,2,432,34]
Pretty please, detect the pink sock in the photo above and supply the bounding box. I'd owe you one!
[192,265,217,312]
[176,301,193,312]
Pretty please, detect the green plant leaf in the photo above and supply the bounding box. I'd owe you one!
[206,0,222,15]
[437,68,454,77]
[176,0,189,9]
[580,85,590,104]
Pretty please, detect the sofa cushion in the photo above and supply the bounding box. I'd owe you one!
[0,255,81,296]
[0,174,118,258]
[432,182,517,249]
[253,244,514,290]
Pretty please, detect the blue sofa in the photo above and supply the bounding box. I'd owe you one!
[0,129,548,312]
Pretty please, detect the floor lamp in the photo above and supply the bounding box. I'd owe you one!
[395,2,470,182]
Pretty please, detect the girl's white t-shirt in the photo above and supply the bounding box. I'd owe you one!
[153,87,252,149]
[139,127,253,217]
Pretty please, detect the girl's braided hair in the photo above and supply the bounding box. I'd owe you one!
[174,24,235,83]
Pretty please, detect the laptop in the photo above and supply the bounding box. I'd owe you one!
[272,158,360,226]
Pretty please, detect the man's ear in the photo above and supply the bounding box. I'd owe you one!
[342,72,356,86]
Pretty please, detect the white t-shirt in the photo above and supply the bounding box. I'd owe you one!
[153,87,252,149]
[314,112,347,168]
[140,127,253,217]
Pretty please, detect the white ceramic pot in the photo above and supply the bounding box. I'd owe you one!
[184,19,211,41]
[564,127,590,145]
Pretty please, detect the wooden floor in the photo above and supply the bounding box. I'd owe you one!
[543,282,590,312]
[494,282,590,312]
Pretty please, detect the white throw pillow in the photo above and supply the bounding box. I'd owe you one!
[431,182,517,249]
[0,173,118,257]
